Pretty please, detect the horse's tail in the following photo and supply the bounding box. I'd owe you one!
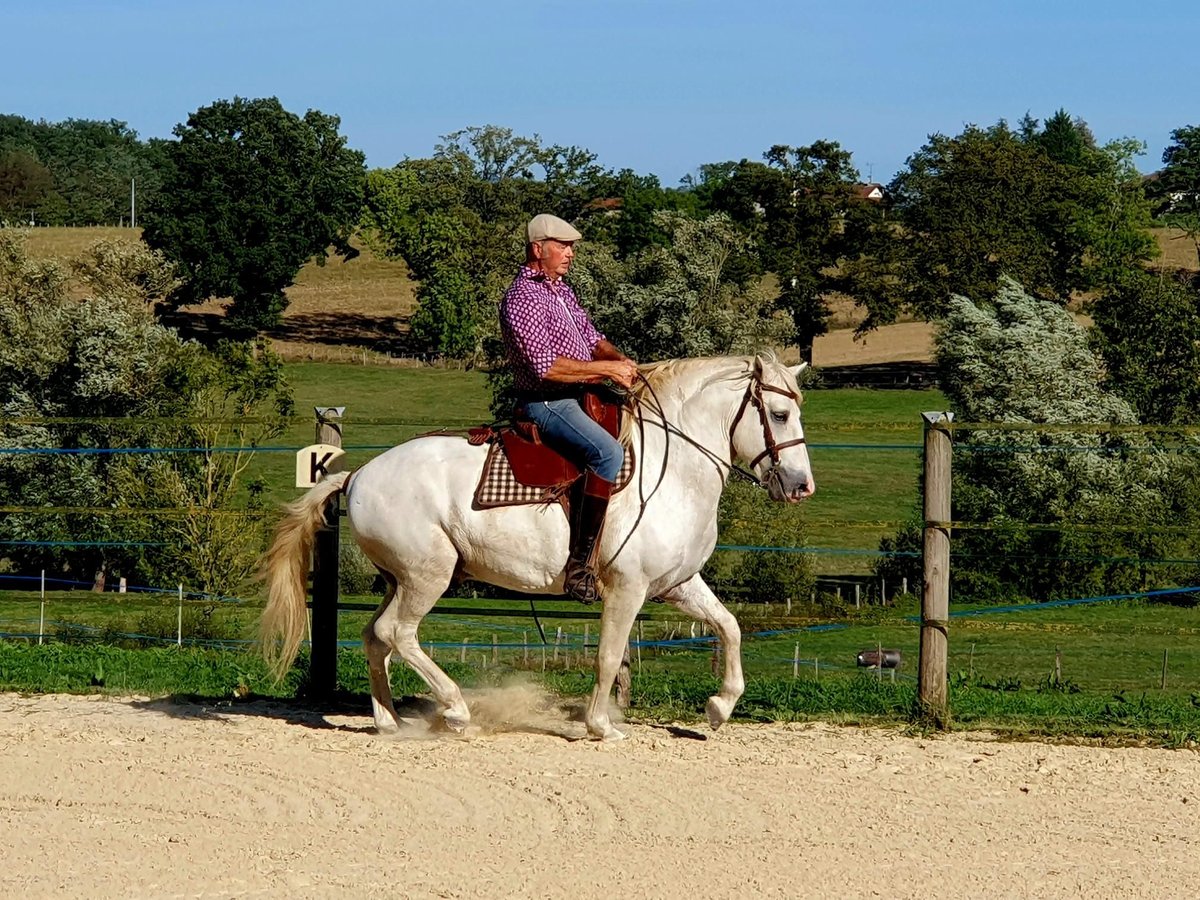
[259,471,350,680]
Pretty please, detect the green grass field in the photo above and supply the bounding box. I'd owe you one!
[2,589,1197,743]
[4,576,1197,700]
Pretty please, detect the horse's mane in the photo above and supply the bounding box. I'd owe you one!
[619,352,785,447]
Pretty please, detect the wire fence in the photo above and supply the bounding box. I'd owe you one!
[2,414,1199,704]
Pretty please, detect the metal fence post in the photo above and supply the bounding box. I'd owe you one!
[918,411,953,727]
[310,406,344,700]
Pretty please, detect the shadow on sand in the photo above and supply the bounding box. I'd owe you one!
[129,690,710,742]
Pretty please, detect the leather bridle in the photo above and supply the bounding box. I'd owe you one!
[603,366,807,566]
[634,366,807,490]
[728,371,808,486]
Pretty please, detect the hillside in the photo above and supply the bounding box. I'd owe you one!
[16,226,1199,367]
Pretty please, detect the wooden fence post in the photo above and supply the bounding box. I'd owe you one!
[310,406,344,700]
[38,569,45,646]
[918,411,953,727]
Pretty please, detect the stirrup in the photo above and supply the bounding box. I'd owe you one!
[564,559,600,605]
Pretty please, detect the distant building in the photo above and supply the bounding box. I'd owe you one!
[790,182,886,205]
[584,197,623,214]
[853,183,885,202]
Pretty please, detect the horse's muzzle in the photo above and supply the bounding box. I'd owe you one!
[765,469,814,503]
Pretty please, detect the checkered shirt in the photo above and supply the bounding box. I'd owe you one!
[500,266,604,393]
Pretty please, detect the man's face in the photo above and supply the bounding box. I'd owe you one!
[535,239,575,279]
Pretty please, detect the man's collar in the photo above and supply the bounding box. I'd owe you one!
[519,264,562,285]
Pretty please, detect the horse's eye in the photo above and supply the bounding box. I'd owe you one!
[771,410,788,424]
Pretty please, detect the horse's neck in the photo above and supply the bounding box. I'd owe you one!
[633,378,736,501]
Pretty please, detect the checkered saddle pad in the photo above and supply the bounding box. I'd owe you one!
[473,438,636,509]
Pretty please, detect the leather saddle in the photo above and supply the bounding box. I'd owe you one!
[470,392,622,491]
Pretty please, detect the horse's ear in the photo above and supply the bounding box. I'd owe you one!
[788,362,809,379]
[753,354,767,378]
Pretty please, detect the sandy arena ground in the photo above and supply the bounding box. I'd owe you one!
[0,688,1196,899]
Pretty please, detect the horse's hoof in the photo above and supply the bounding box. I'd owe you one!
[706,696,732,730]
[442,712,471,734]
[588,723,627,742]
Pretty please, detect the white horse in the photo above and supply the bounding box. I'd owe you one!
[260,353,814,741]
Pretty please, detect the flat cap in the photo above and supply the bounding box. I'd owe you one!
[527,213,582,243]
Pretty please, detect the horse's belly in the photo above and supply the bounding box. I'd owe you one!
[348,437,571,592]
[453,504,570,593]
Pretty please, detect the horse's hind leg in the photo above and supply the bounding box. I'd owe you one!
[368,548,471,733]
[660,573,744,729]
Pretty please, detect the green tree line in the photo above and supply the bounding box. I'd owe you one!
[7,103,1200,363]
[0,115,167,227]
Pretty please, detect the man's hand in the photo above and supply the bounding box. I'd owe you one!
[544,355,639,387]
[604,358,640,389]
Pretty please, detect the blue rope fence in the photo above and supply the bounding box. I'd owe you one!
[3,422,1199,673]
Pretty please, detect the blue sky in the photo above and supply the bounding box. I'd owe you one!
[3,1,1196,185]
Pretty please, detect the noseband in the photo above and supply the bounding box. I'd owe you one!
[729,372,807,485]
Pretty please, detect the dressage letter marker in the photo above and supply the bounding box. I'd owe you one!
[295,443,346,488]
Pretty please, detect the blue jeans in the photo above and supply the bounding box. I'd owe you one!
[521,398,624,482]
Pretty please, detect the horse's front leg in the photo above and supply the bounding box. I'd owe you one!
[660,573,744,729]
[584,584,644,742]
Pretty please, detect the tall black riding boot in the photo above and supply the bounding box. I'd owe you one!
[563,471,614,604]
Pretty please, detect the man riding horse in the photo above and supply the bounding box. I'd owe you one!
[499,214,639,604]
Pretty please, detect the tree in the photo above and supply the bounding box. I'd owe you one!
[1091,270,1200,425]
[1027,108,1094,167]
[928,278,1196,601]
[891,123,1077,316]
[405,213,485,358]
[581,211,791,362]
[0,149,53,223]
[362,158,503,361]
[118,339,291,595]
[581,168,704,259]
[1069,136,1159,288]
[0,116,167,226]
[142,97,366,333]
[766,142,860,356]
[0,232,291,594]
[536,143,611,221]
[1157,125,1200,261]
[701,142,893,360]
[888,115,1156,320]
[362,125,615,361]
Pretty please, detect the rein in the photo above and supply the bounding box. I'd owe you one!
[635,367,805,490]
[605,364,805,565]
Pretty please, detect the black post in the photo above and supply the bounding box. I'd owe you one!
[309,406,344,700]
